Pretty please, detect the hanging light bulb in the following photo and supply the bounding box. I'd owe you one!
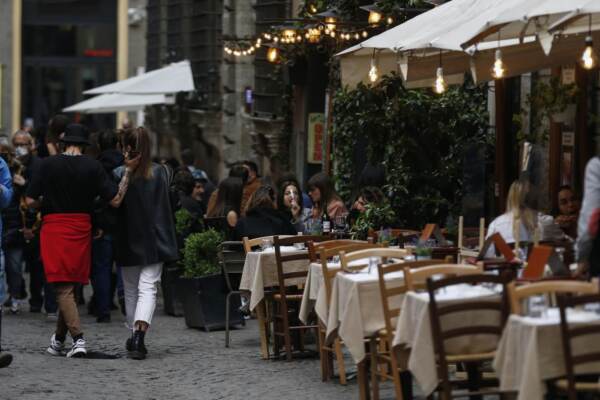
[368,10,382,25]
[492,49,505,79]
[386,16,394,25]
[582,35,597,70]
[362,30,368,38]
[267,47,279,63]
[368,58,379,83]
[307,2,318,14]
[434,67,447,94]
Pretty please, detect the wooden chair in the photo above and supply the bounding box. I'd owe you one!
[427,273,510,399]
[404,263,483,291]
[457,216,485,263]
[507,279,599,315]
[339,248,410,273]
[307,239,369,262]
[370,258,454,400]
[273,235,327,360]
[553,294,600,400]
[242,235,295,253]
[312,242,383,385]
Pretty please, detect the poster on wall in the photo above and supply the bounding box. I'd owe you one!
[561,131,575,186]
[307,113,325,164]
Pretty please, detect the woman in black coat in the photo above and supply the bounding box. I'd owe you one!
[234,185,297,240]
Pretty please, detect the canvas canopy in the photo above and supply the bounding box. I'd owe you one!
[63,93,174,114]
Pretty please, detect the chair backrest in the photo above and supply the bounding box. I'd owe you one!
[307,239,369,262]
[458,216,485,250]
[376,258,450,338]
[427,273,510,361]
[317,242,383,306]
[508,279,600,315]
[339,247,410,273]
[273,235,328,296]
[404,264,483,291]
[243,235,295,253]
[558,293,600,397]
[220,241,246,292]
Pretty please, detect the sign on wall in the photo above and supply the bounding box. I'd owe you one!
[307,113,325,164]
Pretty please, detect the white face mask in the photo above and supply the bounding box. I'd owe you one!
[15,146,29,158]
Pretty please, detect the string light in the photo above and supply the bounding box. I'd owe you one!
[325,17,337,31]
[386,17,394,25]
[267,47,279,63]
[368,10,382,25]
[492,49,505,79]
[362,31,368,38]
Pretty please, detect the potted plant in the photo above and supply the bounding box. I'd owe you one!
[180,228,243,331]
[162,209,203,317]
[414,246,433,260]
[351,201,396,241]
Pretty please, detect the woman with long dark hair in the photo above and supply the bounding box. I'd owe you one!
[307,172,347,221]
[234,185,296,239]
[114,127,178,360]
[277,178,311,233]
[206,176,243,229]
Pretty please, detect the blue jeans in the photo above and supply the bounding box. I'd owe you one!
[91,235,113,317]
[4,246,24,299]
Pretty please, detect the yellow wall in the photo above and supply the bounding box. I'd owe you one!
[11,0,22,134]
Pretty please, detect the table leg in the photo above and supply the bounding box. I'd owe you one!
[256,301,269,360]
[358,359,370,400]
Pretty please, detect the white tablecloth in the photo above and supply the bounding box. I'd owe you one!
[325,267,405,363]
[299,262,341,324]
[239,246,309,311]
[494,309,600,400]
[394,285,501,395]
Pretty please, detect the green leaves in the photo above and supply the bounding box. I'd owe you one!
[332,73,489,227]
[351,201,397,240]
[182,228,225,278]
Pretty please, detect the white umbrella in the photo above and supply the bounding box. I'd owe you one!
[549,0,600,34]
[63,93,174,114]
[84,60,195,95]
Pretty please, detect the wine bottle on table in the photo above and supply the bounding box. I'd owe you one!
[322,210,331,235]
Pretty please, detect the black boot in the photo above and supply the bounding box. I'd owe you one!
[127,330,147,360]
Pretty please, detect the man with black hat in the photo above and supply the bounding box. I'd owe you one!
[26,123,138,358]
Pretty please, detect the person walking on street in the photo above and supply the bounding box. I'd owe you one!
[0,150,13,367]
[26,124,137,358]
[114,127,177,360]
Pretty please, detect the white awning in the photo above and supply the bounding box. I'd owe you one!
[84,60,195,95]
[337,0,598,87]
[63,93,174,114]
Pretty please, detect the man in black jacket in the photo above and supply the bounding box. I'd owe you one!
[91,130,124,322]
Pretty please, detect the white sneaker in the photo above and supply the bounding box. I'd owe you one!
[66,338,87,358]
[9,299,19,314]
[46,334,65,356]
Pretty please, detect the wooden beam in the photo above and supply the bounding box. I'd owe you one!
[548,67,562,213]
[575,64,591,195]
[494,78,507,215]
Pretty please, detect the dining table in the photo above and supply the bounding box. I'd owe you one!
[493,308,600,400]
[393,284,503,396]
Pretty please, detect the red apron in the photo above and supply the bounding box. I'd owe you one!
[40,213,92,284]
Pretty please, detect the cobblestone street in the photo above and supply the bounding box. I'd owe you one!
[0,295,401,400]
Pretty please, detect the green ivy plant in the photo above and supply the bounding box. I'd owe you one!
[332,72,490,228]
[513,76,578,144]
[182,228,224,278]
[175,208,199,237]
[351,201,396,240]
